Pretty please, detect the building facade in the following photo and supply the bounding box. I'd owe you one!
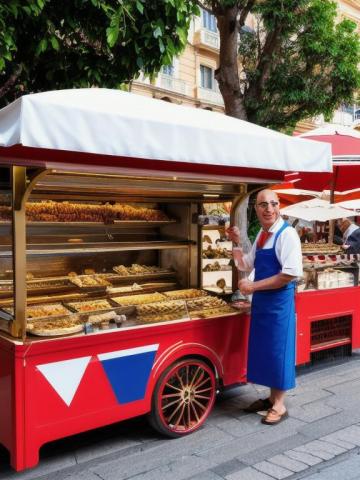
[131,2,360,132]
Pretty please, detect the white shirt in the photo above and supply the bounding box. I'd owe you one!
[241,217,303,278]
[343,224,359,243]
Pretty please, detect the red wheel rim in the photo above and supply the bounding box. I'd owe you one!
[157,360,216,434]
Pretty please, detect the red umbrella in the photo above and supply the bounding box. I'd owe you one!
[288,126,360,192]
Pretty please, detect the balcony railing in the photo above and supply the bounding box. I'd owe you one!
[156,74,189,96]
[194,28,220,51]
[196,86,224,106]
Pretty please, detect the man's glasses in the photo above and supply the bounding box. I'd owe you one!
[256,201,279,209]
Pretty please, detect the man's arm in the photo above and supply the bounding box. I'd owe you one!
[239,273,296,295]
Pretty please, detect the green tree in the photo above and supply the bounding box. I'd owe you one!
[198,0,360,130]
[0,0,198,107]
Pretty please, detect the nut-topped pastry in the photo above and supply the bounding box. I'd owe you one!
[163,289,207,300]
[137,300,185,316]
[112,292,166,306]
[66,299,112,313]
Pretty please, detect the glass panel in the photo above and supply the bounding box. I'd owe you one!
[200,65,213,89]
[0,167,13,319]
[202,9,217,32]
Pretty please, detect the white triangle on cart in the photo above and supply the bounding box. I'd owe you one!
[37,356,91,406]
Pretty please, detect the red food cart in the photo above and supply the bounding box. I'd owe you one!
[279,127,360,365]
[0,89,331,471]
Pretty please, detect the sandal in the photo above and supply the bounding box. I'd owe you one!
[243,398,273,413]
[261,407,288,425]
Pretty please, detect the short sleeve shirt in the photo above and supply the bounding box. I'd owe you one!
[242,217,303,278]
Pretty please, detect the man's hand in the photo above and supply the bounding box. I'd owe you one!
[239,278,255,295]
[226,226,241,244]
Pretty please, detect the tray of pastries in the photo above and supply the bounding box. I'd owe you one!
[106,283,143,294]
[112,292,166,306]
[136,299,186,317]
[3,303,72,319]
[301,243,342,254]
[136,311,188,324]
[27,316,83,336]
[0,201,172,224]
[113,264,173,277]
[163,289,207,300]
[68,273,112,289]
[65,299,113,313]
[202,246,232,259]
[190,305,237,319]
[186,296,228,311]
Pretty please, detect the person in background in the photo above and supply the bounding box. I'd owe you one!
[337,218,360,254]
[227,189,302,425]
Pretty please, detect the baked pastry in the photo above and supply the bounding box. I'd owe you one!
[27,317,83,336]
[67,299,112,312]
[137,300,185,316]
[186,296,227,311]
[112,292,166,306]
[164,289,207,300]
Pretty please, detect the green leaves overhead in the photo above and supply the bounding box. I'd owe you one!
[0,0,198,106]
[236,0,360,130]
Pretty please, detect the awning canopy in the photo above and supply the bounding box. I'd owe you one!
[288,126,360,191]
[0,89,332,180]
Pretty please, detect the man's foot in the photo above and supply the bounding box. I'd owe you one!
[261,408,288,425]
[243,398,273,413]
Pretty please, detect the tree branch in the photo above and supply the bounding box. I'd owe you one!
[0,65,23,99]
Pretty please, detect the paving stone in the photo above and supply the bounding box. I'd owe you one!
[334,425,360,446]
[294,444,334,461]
[298,407,360,440]
[0,453,77,480]
[189,472,224,480]
[198,419,305,465]
[226,466,273,480]
[238,434,309,466]
[301,451,360,480]
[253,461,293,479]
[75,438,141,463]
[286,385,333,406]
[212,459,246,477]
[308,439,347,455]
[284,449,323,466]
[267,454,308,473]
[91,427,228,480]
[322,378,360,396]
[214,415,270,438]
[319,434,356,450]
[289,402,341,423]
[124,455,217,480]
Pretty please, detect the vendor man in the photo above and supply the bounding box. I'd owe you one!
[227,189,302,425]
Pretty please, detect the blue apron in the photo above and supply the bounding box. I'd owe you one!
[247,222,296,390]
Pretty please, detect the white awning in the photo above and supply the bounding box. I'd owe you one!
[0,88,332,174]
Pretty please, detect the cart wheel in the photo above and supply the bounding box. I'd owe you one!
[149,358,216,438]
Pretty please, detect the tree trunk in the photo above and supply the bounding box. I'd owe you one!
[215,6,247,120]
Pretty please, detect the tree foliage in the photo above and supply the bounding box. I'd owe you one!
[198,0,360,130]
[0,0,198,106]
[1,0,359,131]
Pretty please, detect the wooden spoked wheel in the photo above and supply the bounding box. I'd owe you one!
[150,358,216,437]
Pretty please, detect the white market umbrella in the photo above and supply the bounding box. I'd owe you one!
[281,198,354,222]
[336,199,360,211]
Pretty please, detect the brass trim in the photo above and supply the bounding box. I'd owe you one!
[11,167,49,339]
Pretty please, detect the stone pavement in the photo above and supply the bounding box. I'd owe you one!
[1,353,360,480]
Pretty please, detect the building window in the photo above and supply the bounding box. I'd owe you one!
[162,64,174,76]
[200,65,214,89]
[202,8,217,32]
